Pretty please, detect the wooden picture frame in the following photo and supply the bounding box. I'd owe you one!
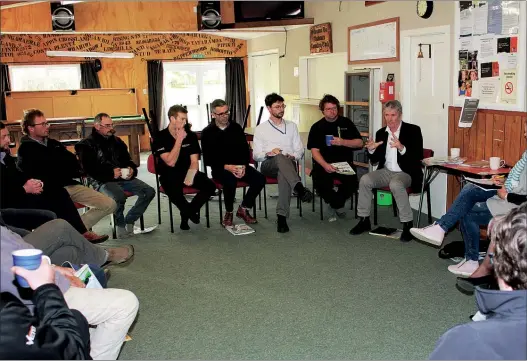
[309,22,333,55]
[348,17,400,65]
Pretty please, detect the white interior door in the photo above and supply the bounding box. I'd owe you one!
[249,52,279,126]
[163,61,225,131]
[403,28,450,219]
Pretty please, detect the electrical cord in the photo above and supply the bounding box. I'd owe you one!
[279,28,288,58]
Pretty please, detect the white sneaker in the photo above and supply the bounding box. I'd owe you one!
[410,223,445,246]
[327,205,337,222]
[448,259,479,277]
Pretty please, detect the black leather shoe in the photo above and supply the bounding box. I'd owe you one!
[301,188,313,203]
[189,213,200,224]
[349,217,371,235]
[456,275,495,295]
[400,221,414,242]
[277,215,289,233]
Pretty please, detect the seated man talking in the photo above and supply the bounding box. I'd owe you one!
[201,99,265,227]
[349,100,423,242]
[76,113,156,238]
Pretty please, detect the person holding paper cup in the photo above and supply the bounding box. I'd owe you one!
[307,94,363,222]
[76,113,156,239]
[153,105,216,230]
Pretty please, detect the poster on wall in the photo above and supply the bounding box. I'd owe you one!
[310,23,333,55]
[455,0,524,109]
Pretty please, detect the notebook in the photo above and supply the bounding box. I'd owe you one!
[369,227,402,239]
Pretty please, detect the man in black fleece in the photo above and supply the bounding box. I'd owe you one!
[15,109,115,241]
[201,99,265,227]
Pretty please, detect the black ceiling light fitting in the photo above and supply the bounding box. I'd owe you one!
[417,43,432,58]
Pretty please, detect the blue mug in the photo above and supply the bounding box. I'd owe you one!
[325,135,334,146]
[12,249,50,288]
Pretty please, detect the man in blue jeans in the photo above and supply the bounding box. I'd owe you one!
[76,113,156,238]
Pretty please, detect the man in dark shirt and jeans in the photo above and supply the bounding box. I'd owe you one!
[201,99,266,227]
[307,95,363,221]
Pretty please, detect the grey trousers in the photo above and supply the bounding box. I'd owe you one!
[260,154,302,218]
[357,168,413,223]
[23,219,108,266]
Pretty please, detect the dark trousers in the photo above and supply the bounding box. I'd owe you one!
[212,167,266,212]
[312,166,356,209]
[160,171,216,218]
[22,187,88,234]
[0,208,57,235]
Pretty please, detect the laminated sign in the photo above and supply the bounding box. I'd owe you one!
[501,69,517,103]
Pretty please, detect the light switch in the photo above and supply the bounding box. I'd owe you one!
[293,67,299,77]
[143,89,147,95]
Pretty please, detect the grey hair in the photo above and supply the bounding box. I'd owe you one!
[383,100,403,114]
[94,113,110,124]
[490,203,527,290]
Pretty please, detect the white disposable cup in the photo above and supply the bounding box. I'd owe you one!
[450,148,460,158]
[120,168,130,179]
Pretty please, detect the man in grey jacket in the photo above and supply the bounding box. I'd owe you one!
[429,204,527,360]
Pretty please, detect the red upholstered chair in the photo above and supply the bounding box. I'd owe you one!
[147,153,209,233]
[372,148,434,226]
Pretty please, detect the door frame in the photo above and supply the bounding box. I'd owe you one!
[248,48,280,126]
[400,25,451,125]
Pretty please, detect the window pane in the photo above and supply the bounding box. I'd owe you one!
[9,64,81,91]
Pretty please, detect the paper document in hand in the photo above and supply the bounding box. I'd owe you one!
[464,177,500,191]
[225,224,255,236]
[331,162,356,175]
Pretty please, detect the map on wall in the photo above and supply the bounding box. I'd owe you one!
[0,33,246,62]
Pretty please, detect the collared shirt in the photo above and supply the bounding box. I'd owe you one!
[368,122,407,172]
[252,119,304,162]
[29,136,48,146]
[0,151,5,165]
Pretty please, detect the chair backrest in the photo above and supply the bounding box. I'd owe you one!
[256,106,264,126]
[423,148,434,158]
[242,104,251,131]
[147,153,156,174]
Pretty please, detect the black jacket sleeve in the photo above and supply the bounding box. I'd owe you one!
[0,157,29,208]
[235,124,251,165]
[115,140,138,179]
[200,127,219,170]
[0,285,91,360]
[75,142,116,183]
[507,193,527,205]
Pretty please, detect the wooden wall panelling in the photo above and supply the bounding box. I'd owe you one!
[90,94,137,116]
[475,112,486,161]
[52,96,92,118]
[521,119,527,152]
[484,113,494,159]
[0,1,198,32]
[220,1,235,24]
[8,97,53,121]
[491,114,505,160]
[503,115,523,166]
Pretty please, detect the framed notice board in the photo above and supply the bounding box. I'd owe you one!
[348,17,399,65]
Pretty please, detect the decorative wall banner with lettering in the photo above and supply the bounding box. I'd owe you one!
[310,23,333,55]
[0,33,246,62]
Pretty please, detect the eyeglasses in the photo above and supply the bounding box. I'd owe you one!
[32,122,50,127]
[324,107,338,112]
[272,104,287,110]
[100,124,114,128]
[489,252,495,266]
[214,111,230,117]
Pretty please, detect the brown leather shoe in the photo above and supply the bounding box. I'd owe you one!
[236,206,257,224]
[83,231,109,244]
[222,212,233,227]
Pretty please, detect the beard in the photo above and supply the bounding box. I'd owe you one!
[271,111,284,119]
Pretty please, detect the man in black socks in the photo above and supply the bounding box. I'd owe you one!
[201,99,265,227]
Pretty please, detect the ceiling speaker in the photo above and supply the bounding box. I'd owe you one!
[51,3,75,31]
[198,1,222,30]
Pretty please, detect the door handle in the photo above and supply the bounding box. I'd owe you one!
[197,95,200,105]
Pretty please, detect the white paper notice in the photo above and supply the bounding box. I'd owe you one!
[460,38,473,50]
[471,80,481,98]
[473,2,489,35]
[500,69,517,103]
[498,53,517,69]
[479,79,499,103]
[460,8,473,37]
[479,37,495,59]
[502,1,520,34]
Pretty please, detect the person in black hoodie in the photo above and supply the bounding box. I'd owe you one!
[75,113,155,239]
[0,121,107,243]
[349,100,423,242]
[201,99,265,227]
[16,109,116,241]
[0,258,91,360]
[429,203,527,360]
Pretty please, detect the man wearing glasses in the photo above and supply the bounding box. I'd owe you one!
[253,93,313,233]
[307,94,363,222]
[201,99,266,227]
[76,113,155,238]
[15,109,114,243]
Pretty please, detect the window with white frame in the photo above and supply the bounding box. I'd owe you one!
[8,64,82,91]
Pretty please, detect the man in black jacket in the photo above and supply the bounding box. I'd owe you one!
[0,121,107,243]
[76,113,155,238]
[1,259,91,360]
[16,109,116,238]
[349,100,423,242]
[201,99,265,227]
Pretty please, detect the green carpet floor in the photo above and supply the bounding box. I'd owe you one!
[94,153,475,360]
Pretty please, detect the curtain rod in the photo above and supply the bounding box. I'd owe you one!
[141,56,246,62]
[2,60,93,65]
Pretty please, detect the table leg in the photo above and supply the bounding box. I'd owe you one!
[129,126,140,165]
[417,166,428,227]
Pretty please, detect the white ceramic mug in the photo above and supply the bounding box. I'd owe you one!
[489,157,505,170]
[450,148,460,158]
[120,168,130,179]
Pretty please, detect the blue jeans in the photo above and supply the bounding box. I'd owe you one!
[460,202,493,261]
[95,178,155,227]
[437,183,496,231]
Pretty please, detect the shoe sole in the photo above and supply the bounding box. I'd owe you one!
[448,267,474,277]
[236,214,257,224]
[410,229,443,246]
